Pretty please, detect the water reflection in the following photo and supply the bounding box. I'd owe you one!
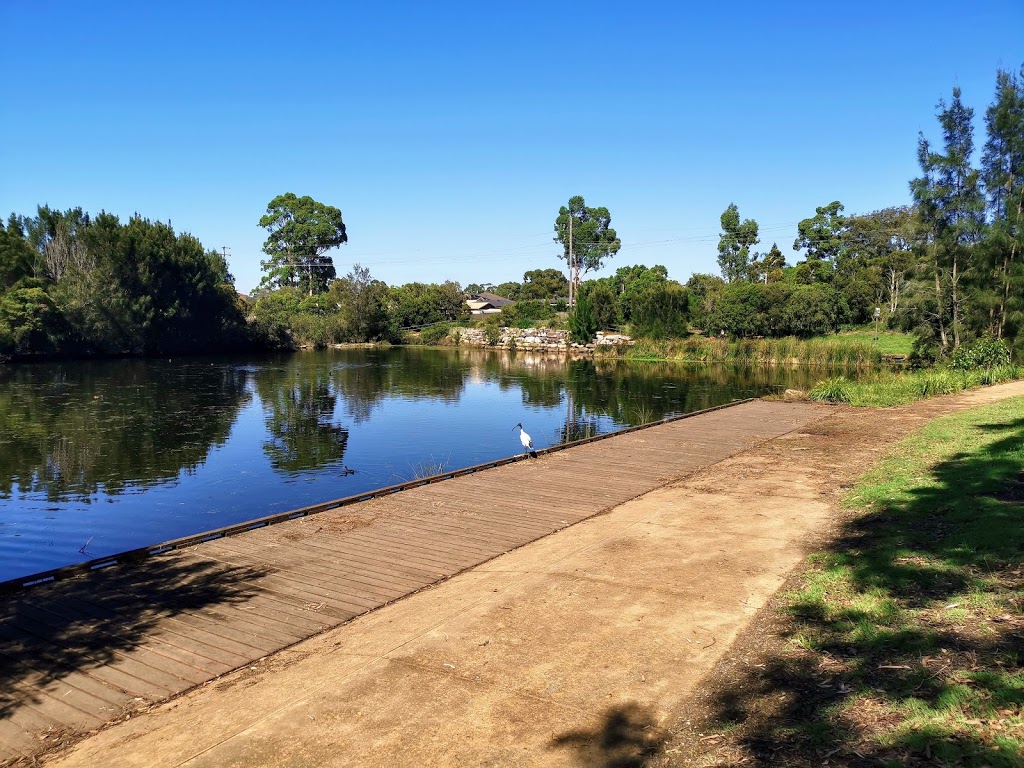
[0,348,858,581]
[255,364,349,474]
[0,360,249,502]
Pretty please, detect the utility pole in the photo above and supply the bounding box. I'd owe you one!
[568,211,574,308]
[221,246,231,261]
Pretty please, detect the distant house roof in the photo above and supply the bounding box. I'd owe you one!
[475,292,513,308]
[465,292,512,316]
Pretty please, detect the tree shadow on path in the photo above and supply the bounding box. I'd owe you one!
[691,408,1024,767]
[0,554,269,730]
[551,703,668,768]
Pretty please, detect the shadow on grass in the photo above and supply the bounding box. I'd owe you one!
[698,411,1024,767]
[550,703,668,768]
[0,555,269,728]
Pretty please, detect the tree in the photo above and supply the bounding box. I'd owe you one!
[328,264,393,341]
[390,281,467,328]
[554,195,621,307]
[706,282,764,338]
[686,273,726,331]
[749,243,786,284]
[793,201,848,281]
[981,66,1024,341]
[567,291,597,343]
[585,281,619,331]
[259,193,347,296]
[911,88,985,350]
[717,203,759,282]
[519,268,568,302]
[630,283,689,339]
[842,207,918,319]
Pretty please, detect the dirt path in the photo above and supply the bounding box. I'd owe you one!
[36,382,1024,768]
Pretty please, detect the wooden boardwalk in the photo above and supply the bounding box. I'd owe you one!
[0,400,824,762]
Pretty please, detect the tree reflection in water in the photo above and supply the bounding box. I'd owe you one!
[0,359,249,502]
[254,365,349,474]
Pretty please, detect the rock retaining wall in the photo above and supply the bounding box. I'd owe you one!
[454,327,633,352]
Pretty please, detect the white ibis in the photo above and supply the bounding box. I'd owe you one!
[513,422,537,458]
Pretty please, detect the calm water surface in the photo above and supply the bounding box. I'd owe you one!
[0,348,851,581]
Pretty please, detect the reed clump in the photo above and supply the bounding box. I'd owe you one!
[808,364,1021,406]
[622,336,882,366]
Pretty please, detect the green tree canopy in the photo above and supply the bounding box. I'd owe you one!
[328,263,394,342]
[717,203,760,282]
[793,201,849,280]
[519,268,568,301]
[259,193,347,296]
[390,281,467,328]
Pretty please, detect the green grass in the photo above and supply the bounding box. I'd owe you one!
[698,398,1024,766]
[837,326,916,356]
[809,365,1022,407]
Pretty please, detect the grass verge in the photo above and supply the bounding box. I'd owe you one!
[688,398,1024,767]
[836,327,916,357]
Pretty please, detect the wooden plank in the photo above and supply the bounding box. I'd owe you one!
[6,604,209,691]
[206,538,423,597]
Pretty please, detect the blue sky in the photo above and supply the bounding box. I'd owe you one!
[2,1,1021,294]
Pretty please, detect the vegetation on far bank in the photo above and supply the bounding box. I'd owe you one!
[2,66,1020,365]
[687,398,1024,767]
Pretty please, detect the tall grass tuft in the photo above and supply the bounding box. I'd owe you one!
[809,376,853,403]
[807,364,1022,407]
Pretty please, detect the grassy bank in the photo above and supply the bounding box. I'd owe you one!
[692,398,1024,766]
[619,336,883,366]
[810,366,1022,407]
[835,326,916,357]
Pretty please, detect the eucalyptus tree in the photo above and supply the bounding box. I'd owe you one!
[792,201,848,283]
[259,193,347,296]
[554,195,621,306]
[717,203,759,282]
[842,207,917,318]
[911,88,985,350]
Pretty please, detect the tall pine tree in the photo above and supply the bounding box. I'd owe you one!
[981,66,1024,343]
[911,88,985,350]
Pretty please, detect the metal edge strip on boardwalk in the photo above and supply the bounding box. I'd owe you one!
[1,398,755,595]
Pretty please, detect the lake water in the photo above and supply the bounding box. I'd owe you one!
[0,348,847,582]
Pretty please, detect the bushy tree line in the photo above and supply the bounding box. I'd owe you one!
[1,206,250,357]
[908,67,1024,358]
[705,65,1023,357]
[248,264,470,348]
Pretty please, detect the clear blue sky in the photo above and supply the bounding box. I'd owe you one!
[2,1,1021,294]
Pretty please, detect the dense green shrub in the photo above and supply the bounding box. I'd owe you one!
[567,294,597,344]
[501,300,555,329]
[630,283,689,339]
[419,323,450,345]
[950,335,1011,371]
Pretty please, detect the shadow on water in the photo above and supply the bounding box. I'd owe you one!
[693,410,1024,766]
[0,557,268,723]
[551,703,668,768]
